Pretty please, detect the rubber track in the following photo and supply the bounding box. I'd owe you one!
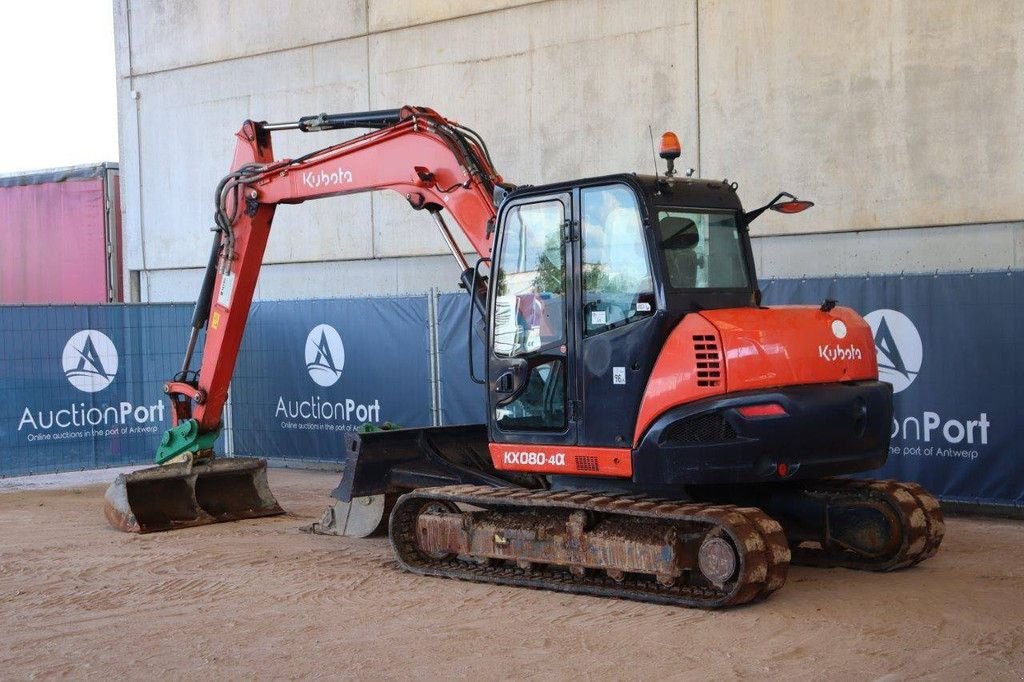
[788,478,945,571]
[389,485,791,608]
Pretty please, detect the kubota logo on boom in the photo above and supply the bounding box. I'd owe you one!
[62,330,118,393]
[302,167,353,189]
[864,309,923,394]
[305,324,345,387]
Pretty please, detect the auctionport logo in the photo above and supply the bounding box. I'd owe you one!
[305,324,345,387]
[18,328,164,439]
[276,323,381,430]
[62,330,118,393]
[863,310,922,394]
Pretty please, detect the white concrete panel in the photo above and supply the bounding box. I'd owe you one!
[147,220,1019,302]
[393,253,474,293]
[144,255,470,302]
[369,0,540,32]
[126,0,366,75]
[699,0,1024,236]
[137,93,249,271]
[113,0,131,79]
[116,80,143,273]
[368,0,698,257]
[1016,225,1024,269]
[132,39,373,270]
[250,40,375,264]
[370,192,478,260]
[144,266,205,303]
[754,222,1023,279]
[749,235,765,275]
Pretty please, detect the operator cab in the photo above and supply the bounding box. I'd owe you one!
[483,170,813,465]
[486,173,757,450]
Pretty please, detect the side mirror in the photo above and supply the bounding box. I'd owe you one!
[771,199,814,214]
[744,192,814,223]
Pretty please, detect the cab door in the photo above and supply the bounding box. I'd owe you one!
[573,182,660,447]
[487,192,577,448]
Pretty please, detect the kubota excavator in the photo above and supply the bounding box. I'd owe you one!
[104,106,943,608]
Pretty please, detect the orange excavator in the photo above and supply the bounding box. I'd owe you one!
[105,106,943,607]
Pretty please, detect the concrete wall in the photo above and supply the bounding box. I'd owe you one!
[114,0,1024,302]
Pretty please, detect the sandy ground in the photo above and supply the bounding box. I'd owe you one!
[1,469,1022,681]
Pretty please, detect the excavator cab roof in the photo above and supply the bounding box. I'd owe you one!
[502,173,745,216]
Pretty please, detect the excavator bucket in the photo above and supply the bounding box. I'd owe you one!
[103,457,284,533]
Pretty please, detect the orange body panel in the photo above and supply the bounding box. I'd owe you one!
[489,443,632,478]
[632,315,727,445]
[633,306,878,444]
[702,306,877,393]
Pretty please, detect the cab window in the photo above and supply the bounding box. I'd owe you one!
[581,185,655,335]
[492,199,567,431]
[492,200,566,357]
[658,210,749,289]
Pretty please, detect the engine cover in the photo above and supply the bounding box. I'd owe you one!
[634,305,878,444]
[700,305,877,394]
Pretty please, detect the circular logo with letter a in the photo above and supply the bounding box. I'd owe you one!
[863,309,922,394]
[62,330,119,392]
[305,324,345,387]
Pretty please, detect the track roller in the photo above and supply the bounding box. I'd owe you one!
[389,485,791,608]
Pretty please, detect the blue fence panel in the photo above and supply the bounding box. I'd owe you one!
[230,296,433,462]
[0,304,190,477]
[436,293,487,425]
[761,271,1023,506]
[4,273,1021,509]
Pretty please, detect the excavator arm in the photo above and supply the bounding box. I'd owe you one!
[159,106,504,462]
[103,106,508,533]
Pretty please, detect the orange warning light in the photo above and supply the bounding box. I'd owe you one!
[659,132,681,160]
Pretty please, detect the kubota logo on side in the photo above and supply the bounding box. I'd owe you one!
[305,324,345,387]
[62,330,118,393]
[863,309,923,394]
[818,344,863,362]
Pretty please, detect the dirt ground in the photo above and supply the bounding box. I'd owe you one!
[1,469,1022,681]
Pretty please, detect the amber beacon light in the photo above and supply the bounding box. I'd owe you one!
[659,131,681,176]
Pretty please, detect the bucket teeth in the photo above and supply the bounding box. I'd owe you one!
[103,457,284,533]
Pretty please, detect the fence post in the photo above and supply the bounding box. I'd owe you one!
[427,289,441,427]
[223,386,236,457]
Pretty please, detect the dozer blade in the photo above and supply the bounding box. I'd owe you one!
[103,457,284,533]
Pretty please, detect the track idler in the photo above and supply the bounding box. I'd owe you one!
[707,478,945,571]
[104,457,284,533]
[389,486,791,608]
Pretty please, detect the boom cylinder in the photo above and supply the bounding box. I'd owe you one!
[429,209,470,272]
[297,109,403,132]
[181,232,223,373]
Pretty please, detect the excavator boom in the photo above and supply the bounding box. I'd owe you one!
[105,106,505,532]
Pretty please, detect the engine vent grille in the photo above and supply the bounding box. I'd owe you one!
[574,455,599,472]
[692,334,722,387]
[663,412,737,444]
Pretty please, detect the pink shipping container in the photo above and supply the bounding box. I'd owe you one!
[0,163,122,303]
